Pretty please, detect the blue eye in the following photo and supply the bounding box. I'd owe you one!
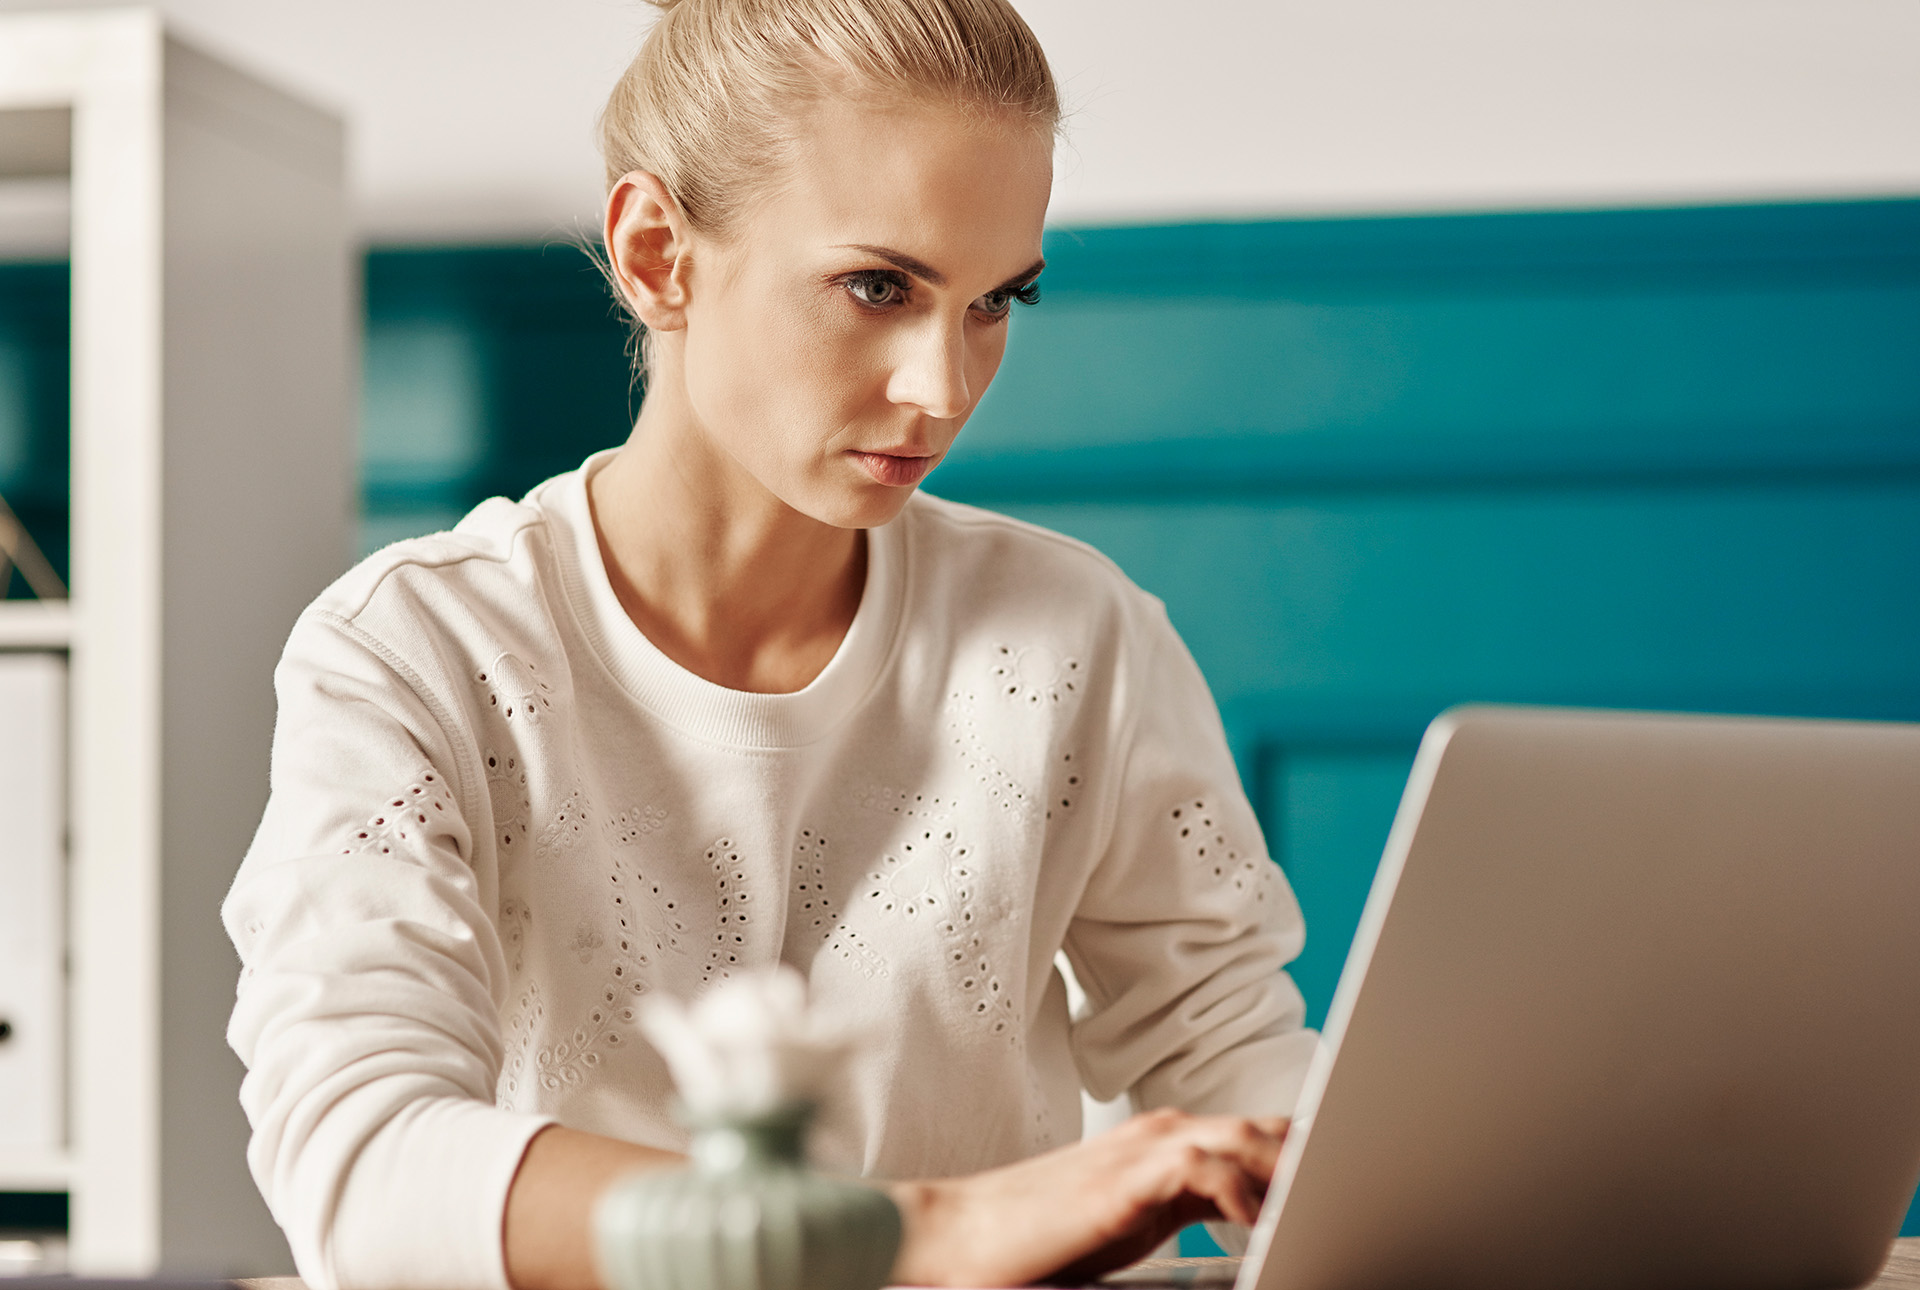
[973,280,1042,319]
[845,271,908,307]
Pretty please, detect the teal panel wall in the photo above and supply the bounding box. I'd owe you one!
[0,259,69,596]
[360,245,635,552]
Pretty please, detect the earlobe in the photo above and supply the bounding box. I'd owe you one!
[604,170,692,333]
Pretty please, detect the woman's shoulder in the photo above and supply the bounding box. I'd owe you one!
[907,489,1154,590]
[901,491,1168,635]
[313,497,553,624]
[293,475,584,679]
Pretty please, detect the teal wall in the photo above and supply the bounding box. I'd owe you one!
[360,245,634,551]
[4,198,1917,1239]
[0,259,68,596]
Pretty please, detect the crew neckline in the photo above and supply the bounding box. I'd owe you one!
[542,450,909,750]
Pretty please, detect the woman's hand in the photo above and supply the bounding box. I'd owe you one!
[887,1108,1289,1287]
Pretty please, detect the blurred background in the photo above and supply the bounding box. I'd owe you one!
[0,0,1917,1272]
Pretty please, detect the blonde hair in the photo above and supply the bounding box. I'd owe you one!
[600,0,1061,241]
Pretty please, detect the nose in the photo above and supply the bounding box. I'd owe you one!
[885,315,970,421]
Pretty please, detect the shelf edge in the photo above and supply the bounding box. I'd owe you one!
[0,601,72,649]
[0,1149,73,1191]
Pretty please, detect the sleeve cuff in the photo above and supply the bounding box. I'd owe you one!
[320,1100,556,1290]
[1134,1028,1321,1121]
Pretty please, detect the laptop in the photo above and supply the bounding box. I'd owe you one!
[1118,706,1920,1290]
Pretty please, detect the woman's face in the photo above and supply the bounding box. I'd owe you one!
[671,96,1053,529]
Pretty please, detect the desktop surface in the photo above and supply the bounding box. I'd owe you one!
[191,1237,1919,1290]
[1093,1242,1920,1290]
[5,1240,1912,1290]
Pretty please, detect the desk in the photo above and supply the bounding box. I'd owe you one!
[236,1238,1920,1290]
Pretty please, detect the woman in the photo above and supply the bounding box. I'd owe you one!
[224,1,1316,1287]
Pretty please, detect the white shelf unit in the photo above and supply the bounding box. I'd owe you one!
[0,1145,71,1193]
[0,11,351,1276]
[0,601,71,649]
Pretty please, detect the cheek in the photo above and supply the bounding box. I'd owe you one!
[684,284,889,445]
[966,323,1012,411]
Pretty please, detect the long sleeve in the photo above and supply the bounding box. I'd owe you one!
[1063,605,1318,1121]
[222,476,1322,1280]
[223,609,553,1290]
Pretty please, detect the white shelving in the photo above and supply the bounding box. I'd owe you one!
[0,10,351,1276]
[0,1147,71,1193]
[0,601,72,648]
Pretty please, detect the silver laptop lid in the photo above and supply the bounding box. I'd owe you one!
[1241,706,1920,1290]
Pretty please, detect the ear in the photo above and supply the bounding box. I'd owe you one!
[604,170,693,333]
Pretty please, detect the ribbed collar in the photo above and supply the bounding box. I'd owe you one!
[542,450,909,750]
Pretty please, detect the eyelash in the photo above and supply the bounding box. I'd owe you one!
[839,270,1041,319]
[979,281,1043,316]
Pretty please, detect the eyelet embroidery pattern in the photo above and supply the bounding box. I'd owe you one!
[607,804,669,845]
[1025,1062,1055,1152]
[604,827,692,959]
[791,830,890,979]
[500,898,532,974]
[477,651,554,722]
[498,979,545,1103]
[868,822,1020,1044]
[1045,751,1082,822]
[533,974,639,1093]
[1171,798,1268,899]
[239,917,265,986]
[510,803,658,1094]
[701,838,752,984]
[342,772,454,856]
[945,691,1034,820]
[569,917,604,965]
[848,785,954,823]
[990,644,1083,708]
[603,800,691,956]
[536,786,593,857]
[865,826,971,921]
[600,831,661,974]
[484,751,530,849]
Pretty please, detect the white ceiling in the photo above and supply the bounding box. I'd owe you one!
[1,0,1917,243]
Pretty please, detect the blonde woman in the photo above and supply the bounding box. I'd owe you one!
[225,2,1316,1287]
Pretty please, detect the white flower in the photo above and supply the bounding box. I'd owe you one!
[640,967,850,1119]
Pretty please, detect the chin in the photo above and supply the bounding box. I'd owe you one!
[802,481,921,531]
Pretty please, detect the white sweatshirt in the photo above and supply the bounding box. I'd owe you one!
[223,452,1315,1290]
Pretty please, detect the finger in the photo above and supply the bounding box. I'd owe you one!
[1125,1110,1285,1153]
[1175,1116,1288,1181]
[1124,1138,1265,1224]
[1162,1148,1266,1226]
[1252,1115,1292,1139]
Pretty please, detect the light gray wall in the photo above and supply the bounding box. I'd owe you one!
[2,1,1916,233]
[1026,0,1920,222]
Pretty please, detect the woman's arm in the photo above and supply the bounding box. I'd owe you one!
[1064,606,1318,1123]
[228,607,558,1290]
[503,1110,1286,1290]
[503,1128,681,1290]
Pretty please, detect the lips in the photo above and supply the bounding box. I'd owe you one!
[848,450,938,488]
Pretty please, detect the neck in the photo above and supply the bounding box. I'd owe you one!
[589,374,866,695]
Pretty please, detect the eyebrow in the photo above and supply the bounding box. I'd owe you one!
[837,244,1046,293]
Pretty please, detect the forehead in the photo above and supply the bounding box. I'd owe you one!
[749,93,1052,278]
